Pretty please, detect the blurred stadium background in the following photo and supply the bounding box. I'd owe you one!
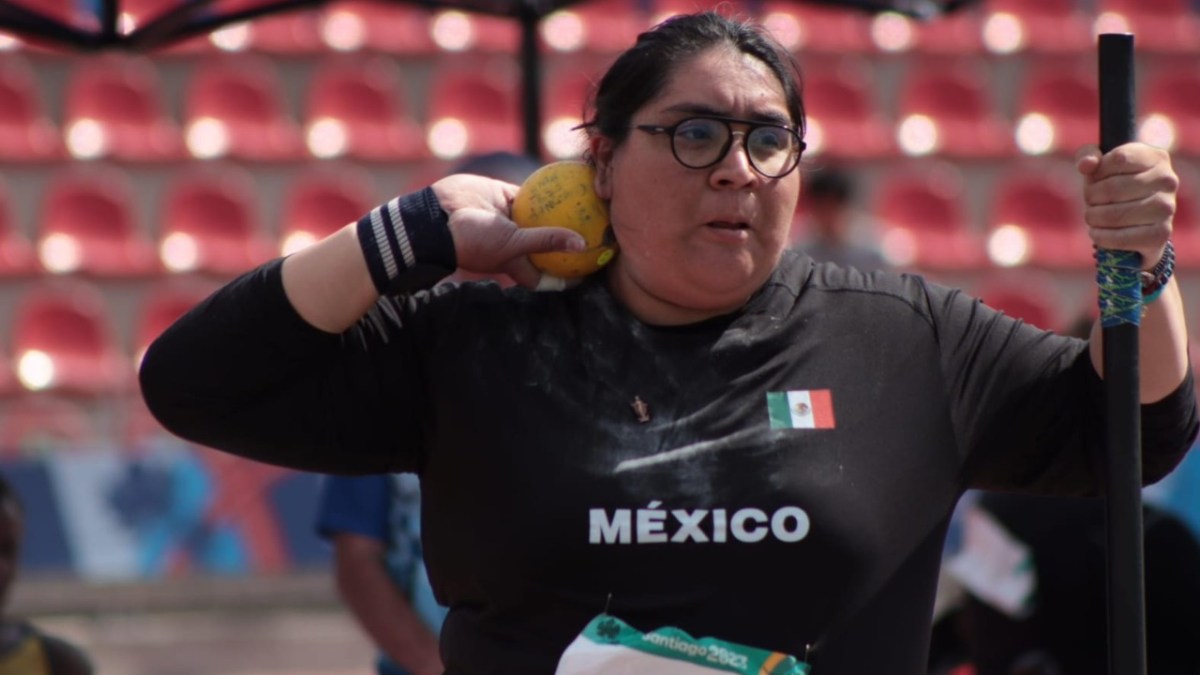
[0,0,1197,672]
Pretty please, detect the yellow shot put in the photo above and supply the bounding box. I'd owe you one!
[511,161,617,279]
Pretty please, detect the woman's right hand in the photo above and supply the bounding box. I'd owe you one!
[432,174,586,288]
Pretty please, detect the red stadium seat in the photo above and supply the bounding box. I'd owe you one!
[304,57,426,161]
[133,280,218,367]
[985,162,1093,269]
[63,55,184,162]
[1139,63,1200,158]
[914,9,986,55]
[757,1,874,54]
[0,396,99,456]
[224,1,325,55]
[1097,0,1200,54]
[37,167,160,278]
[1013,58,1098,157]
[973,271,1064,333]
[895,59,1013,159]
[800,58,895,159]
[871,161,986,271]
[0,352,16,399]
[117,0,217,54]
[428,8,519,53]
[280,166,376,256]
[869,7,984,55]
[400,159,457,195]
[115,0,180,27]
[541,59,604,159]
[0,55,62,162]
[651,0,723,20]
[539,0,652,55]
[190,3,324,55]
[250,13,324,54]
[0,179,39,277]
[184,55,304,161]
[119,393,180,450]
[10,281,131,397]
[0,293,19,396]
[318,0,438,55]
[980,0,1094,54]
[426,59,522,160]
[158,166,277,276]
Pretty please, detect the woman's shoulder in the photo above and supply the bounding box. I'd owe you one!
[784,250,949,312]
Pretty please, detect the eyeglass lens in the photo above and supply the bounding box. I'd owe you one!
[672,118,799,177]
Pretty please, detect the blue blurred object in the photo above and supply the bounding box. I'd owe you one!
[1144,442,1200,540]
[1,461,73,573]
[269,472,331,568]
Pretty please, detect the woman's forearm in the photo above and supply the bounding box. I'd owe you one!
[1089,278,1190,403]
[281,223,380,334]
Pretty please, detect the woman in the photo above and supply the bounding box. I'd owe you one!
[140,12,1196,675]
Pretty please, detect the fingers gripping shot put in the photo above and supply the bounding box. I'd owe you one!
[139,11,1196,675]
[512,161,617,285]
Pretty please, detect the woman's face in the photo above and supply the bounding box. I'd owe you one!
[592,45,802,325]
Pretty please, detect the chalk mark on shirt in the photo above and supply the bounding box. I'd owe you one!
[613,428,761,473]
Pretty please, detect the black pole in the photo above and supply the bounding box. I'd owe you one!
[1097,32,1146,675]
[517,0,543,160]
[126,0,326,51]
[0,0,99,49]
[99,0,118,42]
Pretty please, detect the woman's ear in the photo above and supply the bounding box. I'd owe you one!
[590,135,615,200]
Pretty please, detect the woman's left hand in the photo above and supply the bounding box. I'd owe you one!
[1076,142,1178,269]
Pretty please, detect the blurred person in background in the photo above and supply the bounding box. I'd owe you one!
[790,165,890,273]
[1144,441,1200,541]
[0,475,93,675]
[1143,337,1200,543]
[314,152,540,675]
[316,472,446,675]
[929,312,1200,675]
[936,491,1200,675]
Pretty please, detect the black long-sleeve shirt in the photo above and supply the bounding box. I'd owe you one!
[141,251,1197,675]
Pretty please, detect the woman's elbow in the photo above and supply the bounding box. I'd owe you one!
[138,339,216,447]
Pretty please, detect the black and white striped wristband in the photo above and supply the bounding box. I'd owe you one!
[356,187,457,295]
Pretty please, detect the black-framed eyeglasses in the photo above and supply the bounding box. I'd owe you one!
[635,115,806,179]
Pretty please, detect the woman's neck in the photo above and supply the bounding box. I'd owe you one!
[605,267,751,327]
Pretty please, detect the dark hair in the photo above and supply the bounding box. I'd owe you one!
[583,11,805,149]
[804,167,855,204]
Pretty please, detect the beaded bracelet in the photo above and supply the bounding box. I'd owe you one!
[1140,240,1175,306]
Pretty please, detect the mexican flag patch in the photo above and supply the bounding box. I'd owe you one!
[767,390,836,430]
